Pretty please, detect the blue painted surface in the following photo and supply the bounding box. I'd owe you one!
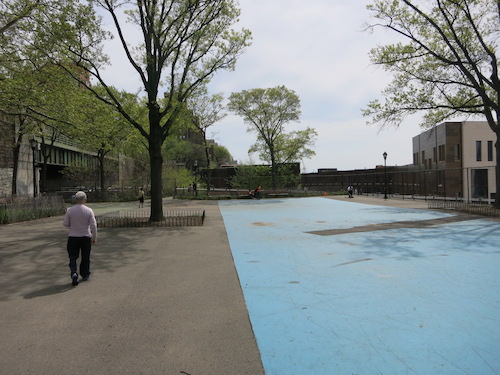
[219,197,500,375]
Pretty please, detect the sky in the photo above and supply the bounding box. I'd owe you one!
[100,0,430,173]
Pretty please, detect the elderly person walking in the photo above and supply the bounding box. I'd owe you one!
[63,191,97,286]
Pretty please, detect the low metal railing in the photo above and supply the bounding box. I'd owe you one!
[0,195,66,224]
[428,200,500,217]
[96,208,205,228]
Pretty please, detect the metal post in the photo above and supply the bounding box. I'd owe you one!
[383,152,388,199]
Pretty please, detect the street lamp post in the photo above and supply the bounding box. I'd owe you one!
[383,151,388,199]
[30,139,38,197]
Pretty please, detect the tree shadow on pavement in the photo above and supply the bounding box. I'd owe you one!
[0,217,189,301]
[346,219,500,262]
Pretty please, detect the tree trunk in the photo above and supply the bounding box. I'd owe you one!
[100,159,105,193]
[149,130,164,221]
[11,126,22,196]
[40,143,50,194]
[97,150,107,200]
[495,131,500,209]
[11,142,20,196]
[270,149,277,189]
[204,136,211,194]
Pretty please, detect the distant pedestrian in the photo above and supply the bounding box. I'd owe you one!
[255,185,262,199]
[63,191,97,286]
[347,185,354,198]
[193,182,197,196]
[138,187,145,208]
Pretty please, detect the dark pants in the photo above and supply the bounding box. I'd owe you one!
[67,237,92,277]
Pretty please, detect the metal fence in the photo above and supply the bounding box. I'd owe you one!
[301,166,496,203]
[427,200,500,217]
[0,194,67,224]
[96,208,205,228]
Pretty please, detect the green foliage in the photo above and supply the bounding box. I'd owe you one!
[364,0,499,130]
[228,86,302,137]
[187,90,227,171]
[48,0,251,220]
[164,138,206,169]
[228,85,313,188]
[188,91,227,136]
[250,128,317,165]
[60,163,97,187]
[230,165,271,190]
[163,167,195,196]
[230,164,299,190]
[213,144,233,166]
[365,0,500,209]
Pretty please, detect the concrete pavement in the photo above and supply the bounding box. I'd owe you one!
[1,194,498,375]
[328,193,431,210]
[219,196,500,375]
[0,200,264,375]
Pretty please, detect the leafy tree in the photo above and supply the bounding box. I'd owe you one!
[363,0,500,207]
[230,165,271,191]
[213,144,233,166]
[0,53,84,195]
[250,129,317,166]
[230,164,299,191]
[188,90,227,192]
[60,163,98,188]
[228,85,315,189]
[68,88,136,193]
[0,0,93,195]
[44,0,251,221]
[0,0,43,35]
[164,166,194,196]
[164,137,205,170]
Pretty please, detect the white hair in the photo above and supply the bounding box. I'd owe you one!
[75,191,87,201]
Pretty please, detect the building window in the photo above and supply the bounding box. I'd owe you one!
[438,145,445,162]
[454,144,461,161]
[421,151,425,166]
[488,141,493,162]
[476,141,482,161]
[413,152,419,165]
[433,147,437,163]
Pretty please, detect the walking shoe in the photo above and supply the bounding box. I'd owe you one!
[71,273,79,286]
[81,276,89,282]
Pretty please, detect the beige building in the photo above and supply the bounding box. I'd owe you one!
[412,120,496,202]
[302,120,497,203]
[461,121,496,202]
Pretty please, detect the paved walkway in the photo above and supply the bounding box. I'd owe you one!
[1,195,499,375]
[0,199,264,375]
